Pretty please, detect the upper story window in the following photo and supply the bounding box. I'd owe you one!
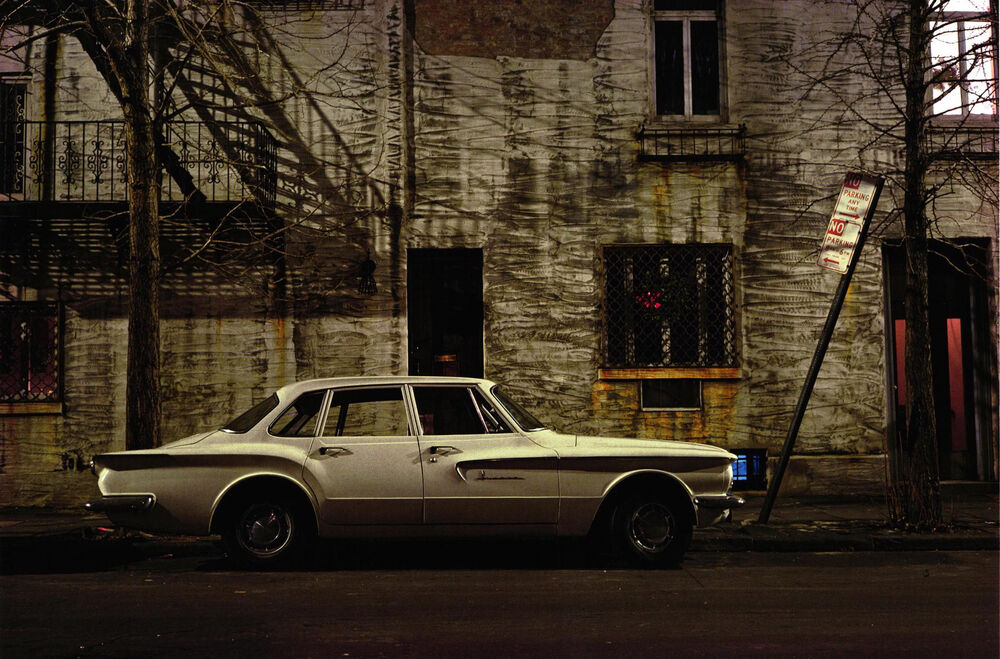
[0,25,29,76]
[653,0,723,120]
[603,244,736,369]
[930,0,997,119]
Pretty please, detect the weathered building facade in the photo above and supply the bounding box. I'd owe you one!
[1,0,996,509]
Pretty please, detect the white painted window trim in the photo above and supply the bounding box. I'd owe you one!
[928,6,998,122]
[650,7,726,123]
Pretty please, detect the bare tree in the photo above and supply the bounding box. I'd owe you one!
[786,0,996,527]
[1,0,389,448]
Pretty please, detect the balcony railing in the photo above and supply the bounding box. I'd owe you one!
[638,125,747,162]
[926,125,999,161]
[0,120,276,208]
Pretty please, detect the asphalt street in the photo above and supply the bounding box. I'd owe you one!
[1,541,996,658]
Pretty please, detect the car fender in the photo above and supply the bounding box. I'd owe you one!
[557,467,697,536]
[209,471,320,533]
[600,468,697,504]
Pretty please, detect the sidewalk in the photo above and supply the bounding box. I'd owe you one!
[695,489,998,552]
[0,491,996,554]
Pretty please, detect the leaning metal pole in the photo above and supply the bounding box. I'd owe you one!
[758,176,884,524]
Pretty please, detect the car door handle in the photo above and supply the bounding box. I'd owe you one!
[429,445,459,455]
[319,446,352,456]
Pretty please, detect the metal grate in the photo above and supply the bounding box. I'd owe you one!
[926,125,999,161]
[248,0,365,8]
[603,244,736,368]
[0,302,61,403]
[0,82,26,196]
[638,125,746,162]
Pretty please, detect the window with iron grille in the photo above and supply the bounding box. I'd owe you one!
[603,244,736,368]
[0,302,62,403]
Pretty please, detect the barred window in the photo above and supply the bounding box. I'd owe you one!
[603,244,736,368]
[0,302,61,403]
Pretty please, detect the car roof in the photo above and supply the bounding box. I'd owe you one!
[273,376,497,400]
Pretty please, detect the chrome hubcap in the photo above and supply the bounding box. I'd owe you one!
[237,503,292,557]
[627,502,674,553]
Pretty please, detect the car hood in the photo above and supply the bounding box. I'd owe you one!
[569,434,736,460]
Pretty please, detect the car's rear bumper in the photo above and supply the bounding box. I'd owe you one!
[84,494,156,513]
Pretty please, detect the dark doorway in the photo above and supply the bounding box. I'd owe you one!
[884,239,996,481]
[407,249,484,378]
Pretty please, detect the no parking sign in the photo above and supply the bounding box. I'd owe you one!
[817,173,881,274]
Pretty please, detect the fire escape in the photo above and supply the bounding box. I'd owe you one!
[0,16,282,291]
[0,29,280,408]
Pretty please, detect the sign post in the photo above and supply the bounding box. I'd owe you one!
[758,172,884,524]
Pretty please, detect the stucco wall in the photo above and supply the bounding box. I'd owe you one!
[1,0,995,508]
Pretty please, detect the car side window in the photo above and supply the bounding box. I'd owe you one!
[473,388,512,434]
[412,386,510,435]
[323,387,409,437]
[270,390,326,437]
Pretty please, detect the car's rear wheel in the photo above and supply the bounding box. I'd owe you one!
[610,491,691,568]
[222,494,308,568]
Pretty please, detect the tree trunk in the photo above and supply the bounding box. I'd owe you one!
[889,0,941,527]
[122,0,161,450]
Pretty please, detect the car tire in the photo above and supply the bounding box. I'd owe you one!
[221,493,310,569]
[609,491,692,568]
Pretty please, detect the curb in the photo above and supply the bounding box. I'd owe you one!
[691,524,999,552]
[2,523,996,559]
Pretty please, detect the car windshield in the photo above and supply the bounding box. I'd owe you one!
[491,385,547,431]
[222,393,279,433]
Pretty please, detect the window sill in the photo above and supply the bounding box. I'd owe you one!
[644,118,737,129]
[599,368,740,380]
[0,402,64,415]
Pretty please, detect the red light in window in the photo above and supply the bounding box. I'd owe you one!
[636,290,663,310]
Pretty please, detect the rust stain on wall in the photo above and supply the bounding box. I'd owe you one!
[590,380,739,446]
[414,0,614,60]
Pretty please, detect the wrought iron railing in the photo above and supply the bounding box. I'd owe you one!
[926,125,999,161]
[0,120,277,207]
[603,244,737,368]
[637,124,747,162]
[0,301,61,403]
[249,0,364,7]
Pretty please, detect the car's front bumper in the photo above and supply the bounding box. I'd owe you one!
[84,494,156,513]
[694,493,745,527]
[694,494,745,509]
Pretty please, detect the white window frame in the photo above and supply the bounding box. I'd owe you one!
[651,7,725,122]
[929,3,997,121]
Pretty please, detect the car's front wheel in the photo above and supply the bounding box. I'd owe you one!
[222,494,308,568]
[610,491,692,568]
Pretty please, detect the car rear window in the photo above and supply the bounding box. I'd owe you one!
[222,393,279,433]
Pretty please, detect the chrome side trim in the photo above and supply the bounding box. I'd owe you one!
[84,494,156,513]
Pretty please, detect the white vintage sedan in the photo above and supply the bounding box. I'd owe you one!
[87,377,742,567]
